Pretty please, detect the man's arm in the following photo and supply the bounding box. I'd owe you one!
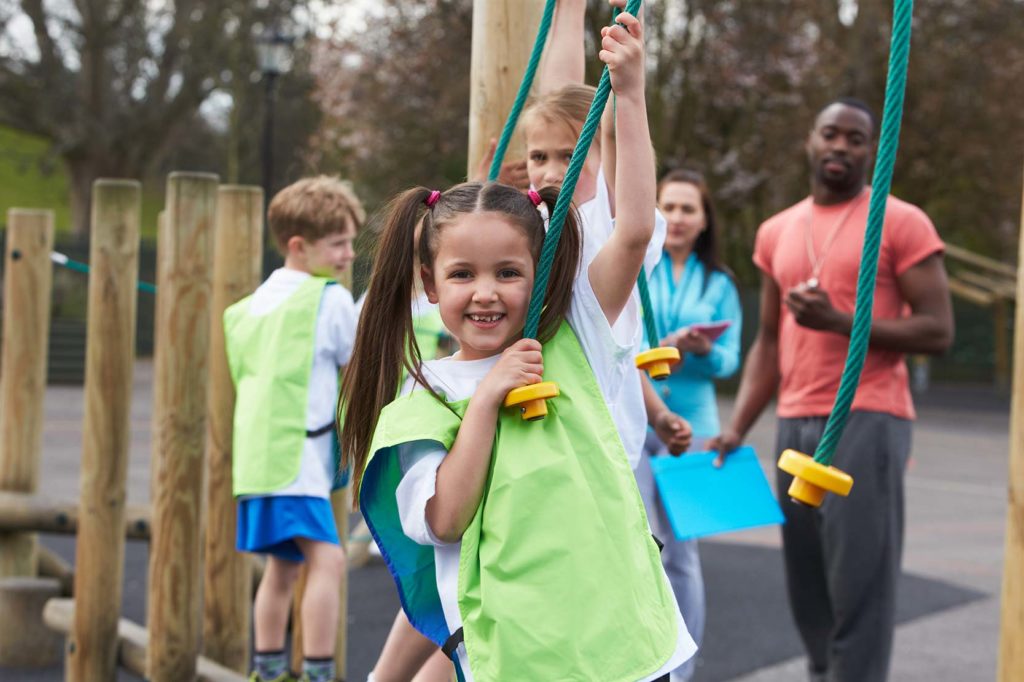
[785,253,954,355]
[709,273,782,464]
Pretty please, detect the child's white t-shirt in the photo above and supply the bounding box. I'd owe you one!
[393,271,695,681]
[244,267,357,499]
[575,168,668,470]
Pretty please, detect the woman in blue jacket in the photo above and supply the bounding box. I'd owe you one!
[637,168,742,681]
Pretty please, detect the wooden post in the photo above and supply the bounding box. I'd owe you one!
[147,172,219,682]
[998,168,1024,680]
[995,298,1010,391]
[467,0,546,177]
[151,209,168,502]
[0,577,62,666]
[0,209,54,580]
[332,486,351,674]
[202,185,263,672]
[46,599,247,682]
[66,179,142,681]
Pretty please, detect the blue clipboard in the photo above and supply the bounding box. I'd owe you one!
[648,446,784,541]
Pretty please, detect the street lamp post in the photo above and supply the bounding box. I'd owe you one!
[256,28,294,212]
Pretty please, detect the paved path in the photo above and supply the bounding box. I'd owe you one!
[3,363,1010,681]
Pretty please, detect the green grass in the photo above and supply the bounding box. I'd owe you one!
[0,124,163,239]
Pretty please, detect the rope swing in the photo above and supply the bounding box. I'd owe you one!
[779,0,915,506]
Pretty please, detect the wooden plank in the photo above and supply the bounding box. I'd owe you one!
[997,168,1024,680]
[946,243,1018,278]
[202,185,263,673]
[0,208,54,579]
[147,172,219,682]
[948,276,995,307]
[957,269,1017,299]
[0,491,149,539]
[68,179,142,681]
[44,598,246,682]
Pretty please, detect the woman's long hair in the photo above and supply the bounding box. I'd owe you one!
[339,182,581,504]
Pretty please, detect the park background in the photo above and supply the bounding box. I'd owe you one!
[0,1,1022,681]
[1,0,1022,386]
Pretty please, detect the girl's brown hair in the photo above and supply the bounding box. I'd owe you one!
[521,84,597,138]
[340,182,581,503]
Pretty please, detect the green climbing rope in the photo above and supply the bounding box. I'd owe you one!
[813,0,914,466]
[51,251,157,294]
[524,0,643,340]
[487,0,557,181]
[635,258,661,348]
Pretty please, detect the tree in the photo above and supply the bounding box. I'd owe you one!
[0,0,306,234]
[306,0,474,212]
[307,0,1024,279]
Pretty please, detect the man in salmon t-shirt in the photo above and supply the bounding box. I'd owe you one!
[709,98,953,682]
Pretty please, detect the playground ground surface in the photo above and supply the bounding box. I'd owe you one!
[0,361,1010,682]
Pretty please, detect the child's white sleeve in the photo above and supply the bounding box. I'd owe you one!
[395,442,455,547]
[567,270,636,405]
[647,209,667,275]
[324,285,358,366]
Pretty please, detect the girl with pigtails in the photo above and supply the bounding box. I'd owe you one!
[343,9,694,682]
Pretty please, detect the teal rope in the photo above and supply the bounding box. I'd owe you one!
[524,0,643,339]
[488,0,558,180]
[51,252,157,294]
[636,267,661,348]
[813,0,914,466]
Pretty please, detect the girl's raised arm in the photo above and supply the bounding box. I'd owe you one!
[587,10,655,326]
[538,0,587,94]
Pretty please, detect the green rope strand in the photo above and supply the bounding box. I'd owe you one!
[51,251,157,294]
[524,0,643,339]
[487,0,558,180]
[813,0,914,466]
[636,266,661,348]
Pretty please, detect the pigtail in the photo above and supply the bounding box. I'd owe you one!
[340,187,431,505]
[535,185,582,343]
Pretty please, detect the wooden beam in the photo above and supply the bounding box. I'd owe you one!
[44,598,246,682]
[202,185,262,673]
[948,276,996,307]
[147,172,219,682]
[0,491,149,539]
[68,179,143,682]
[946,243,1018,278]
[997,165,1024,680]
[957,269,1017,300]
[0,208,54,579]
[467,0,546,177]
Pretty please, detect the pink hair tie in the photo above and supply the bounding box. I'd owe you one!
[425,190,441,207]
[527,189,543,206]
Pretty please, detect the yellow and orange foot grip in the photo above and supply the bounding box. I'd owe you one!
[504,381,560,421]
[635,347,681,381]
[777,449,854,507]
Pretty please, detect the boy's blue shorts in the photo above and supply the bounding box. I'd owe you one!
[236,495,340,562]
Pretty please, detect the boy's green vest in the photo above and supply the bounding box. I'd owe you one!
[360,322,679,681]
[225,276,337,496]
[412,305,446,360]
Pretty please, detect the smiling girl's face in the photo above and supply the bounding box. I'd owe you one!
[422,212,536,361]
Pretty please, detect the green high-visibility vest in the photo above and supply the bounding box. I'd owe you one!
[361,321,679,681]
[412,306,446,360]
[224,276,332,496]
